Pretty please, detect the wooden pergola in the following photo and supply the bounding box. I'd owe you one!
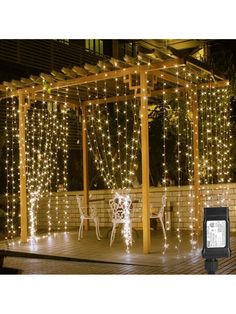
[0,54,229,253]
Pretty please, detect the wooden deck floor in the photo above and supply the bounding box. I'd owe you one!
[0,228,236,274]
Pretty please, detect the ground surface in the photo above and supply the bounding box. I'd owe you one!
[0,229,235,274]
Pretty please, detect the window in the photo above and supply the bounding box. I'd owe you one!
[85,39,103,55]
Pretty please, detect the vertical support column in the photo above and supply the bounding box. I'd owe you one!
[18,93,28,242]
[140,70,151,253]
[82,104,89,231]
[192,91,201,233]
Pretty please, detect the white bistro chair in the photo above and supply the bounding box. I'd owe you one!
[150,194,167,239]
[109,194,132,247]
[76,196,102,240]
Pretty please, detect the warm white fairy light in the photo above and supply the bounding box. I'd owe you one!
[123,82,129,187]
[183,68,196,249]
[45,105,56,235]
[215,87,232,205]
[199,87,208,206]
[198,85,231,207]
[175,68,182,250]
[11,97,19,238]
[5,98,10,240]
[55,99,61,234]
[161,75,169,254]
[115,192,133,253]
[5,96,19,241]
[102,79,118,187]
[128,99,140,186]
[86,76,140,191]
[24,87,69,239]
[97,85,115,188]
[96,81,115,188]
[46,95,61,235]
[86,84,114,189]
[61,88,69,232]
[199,81,217,206]
[115,78,123,185]
[26,95,44,239]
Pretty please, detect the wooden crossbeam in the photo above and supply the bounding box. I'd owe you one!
[3,79,229,107]
[14,58,185,95]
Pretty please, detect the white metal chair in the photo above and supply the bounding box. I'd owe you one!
[76,196,102,240]
[109,194,132,247]
[150,194,167,239]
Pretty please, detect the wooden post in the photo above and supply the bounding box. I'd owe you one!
[192,91,201,233]
[140,70,151,253]
[82,104,89,231]
[18,93,28,242]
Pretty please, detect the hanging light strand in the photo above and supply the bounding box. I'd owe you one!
[55,88,61,231]
[184,68,195,249]
[175,66,182,250]
[114,78,123,188]
[5,96,19,240]
[87,78,140,191]
[161,73,168,253]
[128,97,140,189]
[61,88,69,232]
[95,82,115,188]
[199,86,209,206]
[93,82,114,188]
[123,81,129,188]
[103,79,118,189]
[5,98,10,240]
[86,84,113,189]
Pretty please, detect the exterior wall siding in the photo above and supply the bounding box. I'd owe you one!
[37,183,236,232]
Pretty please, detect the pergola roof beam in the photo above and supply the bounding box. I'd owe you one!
[124,54,138,65]
[14,58,185,95]
[109,57,129,69]
[72,66,89,76]
[21,78,35,86]
[30,75,43,84]
[61,67,77,78]
[51,70,67,81]
[97,60,113,71]
[84,63,101,74]
[12,80,25,88]
[40,73,56,83]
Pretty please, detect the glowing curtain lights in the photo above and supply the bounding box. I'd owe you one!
[199,85,232,207]
[5,90,69,241]
[5,96,19,240]
[159,65,231,250]
[86,78,140,191]
[25,92,69,239]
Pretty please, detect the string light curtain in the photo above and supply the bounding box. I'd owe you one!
[5,96,20,241]
[199,84,232,207]
[25,93,69,239]
[5,91,69,241]
[157,65,232,250]
[3,62,232,249]
[86,78,141,191]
